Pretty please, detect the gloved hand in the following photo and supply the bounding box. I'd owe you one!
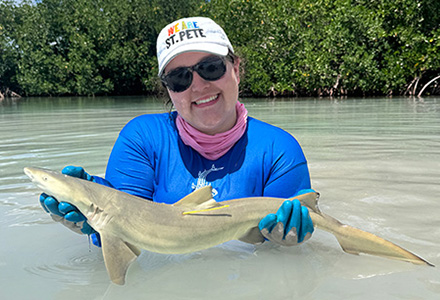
[39,166,103,247]
[259,189,315,246]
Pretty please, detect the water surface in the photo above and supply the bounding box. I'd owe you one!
[1,96,439,299]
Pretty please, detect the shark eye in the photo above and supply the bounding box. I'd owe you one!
[42,176,48,181]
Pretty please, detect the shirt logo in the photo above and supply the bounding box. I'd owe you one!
[191,164,224,197]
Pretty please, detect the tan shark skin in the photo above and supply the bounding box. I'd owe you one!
[24,167,433,285]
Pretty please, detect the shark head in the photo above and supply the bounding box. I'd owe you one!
[24,167,74,202]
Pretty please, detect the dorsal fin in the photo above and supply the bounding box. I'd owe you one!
[172,186,221,210]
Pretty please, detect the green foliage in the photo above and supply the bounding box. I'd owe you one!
[0,0,20,94]
[1,0,204,96]
[1,0,439,96]
[200,0,440,96]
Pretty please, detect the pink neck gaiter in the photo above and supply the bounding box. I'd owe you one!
[176,101,248,160]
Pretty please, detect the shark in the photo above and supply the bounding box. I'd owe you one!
[24,167,433,285]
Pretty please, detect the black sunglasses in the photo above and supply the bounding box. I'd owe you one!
[161,55,229,93]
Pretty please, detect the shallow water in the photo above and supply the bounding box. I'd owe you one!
[1,96,439,299]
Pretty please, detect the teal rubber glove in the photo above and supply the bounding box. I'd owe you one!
[39,166,103,246]
[259,189,315,246]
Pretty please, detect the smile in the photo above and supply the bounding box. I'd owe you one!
[195,95,218,105]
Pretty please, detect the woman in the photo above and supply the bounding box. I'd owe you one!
[40,17,314,248]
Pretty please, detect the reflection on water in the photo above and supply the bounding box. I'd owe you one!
[1,96,439,299]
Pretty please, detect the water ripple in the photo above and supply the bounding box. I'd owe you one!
[24,246,106,285]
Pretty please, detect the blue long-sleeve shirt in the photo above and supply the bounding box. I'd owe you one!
[105,111,310,204]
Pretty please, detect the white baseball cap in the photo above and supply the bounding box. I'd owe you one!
[156,17,234,76]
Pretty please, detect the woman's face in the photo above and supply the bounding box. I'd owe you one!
[164,52,240,135]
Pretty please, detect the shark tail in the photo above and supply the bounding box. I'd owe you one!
[315,212,434,267]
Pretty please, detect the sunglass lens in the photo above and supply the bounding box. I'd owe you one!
[165,68,192,92]
[196,57,226,81]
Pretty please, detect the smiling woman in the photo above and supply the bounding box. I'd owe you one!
[38,17,315,253]
[163,52,240,135]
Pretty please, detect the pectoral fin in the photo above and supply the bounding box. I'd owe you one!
[101,234,141,285]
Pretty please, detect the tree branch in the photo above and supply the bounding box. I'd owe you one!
[418,75,440,97]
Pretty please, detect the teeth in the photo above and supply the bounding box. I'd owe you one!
[195,95,217,105]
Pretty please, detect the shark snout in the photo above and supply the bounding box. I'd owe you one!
[24,167,35,181]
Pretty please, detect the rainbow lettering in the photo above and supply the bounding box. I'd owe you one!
[165,21,205,49]
[168,21,199,36]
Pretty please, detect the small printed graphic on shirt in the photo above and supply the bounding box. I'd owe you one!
[191,164,223,197]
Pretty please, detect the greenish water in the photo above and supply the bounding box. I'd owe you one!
[1,96,439,299]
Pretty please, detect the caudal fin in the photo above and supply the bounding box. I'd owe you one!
[314,212,434,267]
